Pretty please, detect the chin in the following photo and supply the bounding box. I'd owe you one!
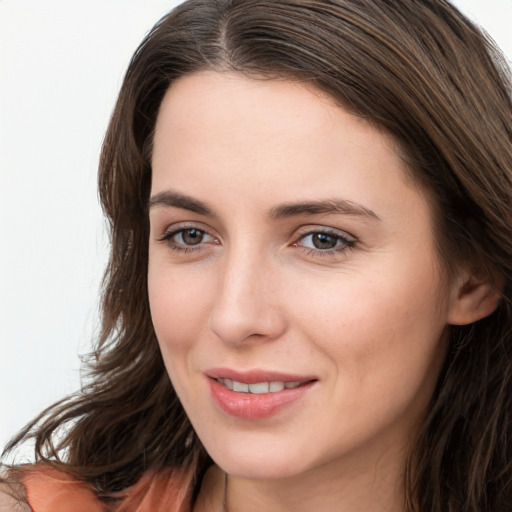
[202,435,314,480]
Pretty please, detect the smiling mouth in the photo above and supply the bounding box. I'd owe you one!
[215,378,309,394]
[209,373,317,418]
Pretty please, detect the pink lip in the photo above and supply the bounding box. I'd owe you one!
[206,367,316,384]
[205,368,317,420]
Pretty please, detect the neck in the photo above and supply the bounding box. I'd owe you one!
[225,465,406,512]
[194,442,409,512]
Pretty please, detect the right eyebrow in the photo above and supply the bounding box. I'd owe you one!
[148,190,216,217]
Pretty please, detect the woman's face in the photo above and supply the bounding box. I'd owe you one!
[148,71,458,480]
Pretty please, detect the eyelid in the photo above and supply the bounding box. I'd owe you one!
[294,225,356,242]
[292,226,357,255]
[156,220,215,238]
[157,222,219,250]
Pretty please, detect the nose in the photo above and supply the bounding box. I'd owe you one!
[208,250,287,346]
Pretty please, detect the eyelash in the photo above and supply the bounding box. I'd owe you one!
[157,225,217,253]
[293,229,356,257]
[157,225,356,257]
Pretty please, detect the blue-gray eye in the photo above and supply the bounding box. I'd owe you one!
[301,232,349,250]
[310,233,338,250]
[176,228,205,245]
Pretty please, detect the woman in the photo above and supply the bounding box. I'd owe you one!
[2,0,511,510]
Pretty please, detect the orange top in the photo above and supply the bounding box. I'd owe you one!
[20,465,192,512]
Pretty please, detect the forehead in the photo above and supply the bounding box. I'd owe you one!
[155,71,346,136]
[151,71,432,229]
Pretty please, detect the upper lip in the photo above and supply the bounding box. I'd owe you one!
[205,367,317,384]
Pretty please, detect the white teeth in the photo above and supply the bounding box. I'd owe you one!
[232,381,249,392]
[269,381,285,392]
[249,382,270,394]
[217,378,303,394]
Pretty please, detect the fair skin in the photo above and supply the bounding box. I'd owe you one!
[148,71,498,512]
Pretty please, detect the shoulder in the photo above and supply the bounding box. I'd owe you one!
[18,466,105,512]
[3,464,191,512]
[0,483,30,512]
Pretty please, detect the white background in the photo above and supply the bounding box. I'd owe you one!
[1,0,511,454]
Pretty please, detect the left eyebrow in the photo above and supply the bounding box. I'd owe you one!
[268,199,380,221]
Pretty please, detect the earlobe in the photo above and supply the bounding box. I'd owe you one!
[447,269,502,326]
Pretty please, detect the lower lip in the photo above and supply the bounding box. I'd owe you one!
[208,378,314,419]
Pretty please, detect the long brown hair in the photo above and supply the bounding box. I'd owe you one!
[3,1,512,510]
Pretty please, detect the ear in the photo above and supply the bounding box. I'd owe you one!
[447,266,502,326]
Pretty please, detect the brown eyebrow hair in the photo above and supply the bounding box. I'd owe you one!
[149,190,380,221]
[268,199,380,220]
[148,190,216,216]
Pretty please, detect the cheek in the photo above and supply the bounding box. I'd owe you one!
[294,254,448,393]
[283,262,448,456]
[147,260,215,365]
[147,266,210,407]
